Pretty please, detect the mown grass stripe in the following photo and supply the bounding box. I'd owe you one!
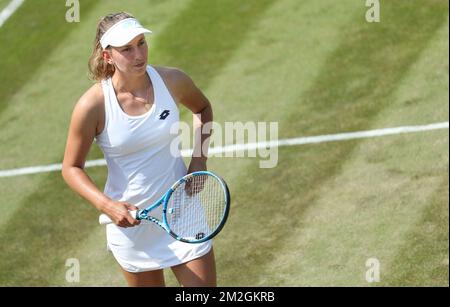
[151,0,275,92]
[381,177,449,286]
[0,171,103,286]
[215,0,449,285]
[0,0,99,117]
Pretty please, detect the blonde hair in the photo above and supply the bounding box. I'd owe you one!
[88,12,134,82]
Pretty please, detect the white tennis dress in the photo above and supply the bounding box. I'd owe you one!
[95,65,212,272]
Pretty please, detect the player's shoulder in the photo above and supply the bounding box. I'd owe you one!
[75,82,104,113]
[153,66,195,101]
[69,82,104,125]
[154,65,189,81]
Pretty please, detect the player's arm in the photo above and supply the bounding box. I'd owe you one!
[61,88,139,227]
[160,67,213,172]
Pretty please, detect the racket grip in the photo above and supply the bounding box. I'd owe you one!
[99,210,138,225]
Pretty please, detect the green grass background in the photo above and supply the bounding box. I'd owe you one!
[0,0,14,11]
[0,0,448,286]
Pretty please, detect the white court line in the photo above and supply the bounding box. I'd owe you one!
[0,122,448,178]
[0,0,24,27]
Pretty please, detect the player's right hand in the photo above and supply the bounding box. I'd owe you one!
[102,201,141,227]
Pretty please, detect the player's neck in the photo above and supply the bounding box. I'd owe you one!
[112,70,150,94]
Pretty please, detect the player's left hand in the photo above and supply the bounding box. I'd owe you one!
[186,159,207,196]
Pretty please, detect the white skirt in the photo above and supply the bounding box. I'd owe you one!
[106,221,212,272]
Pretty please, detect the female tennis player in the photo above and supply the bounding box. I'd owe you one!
[62,12,215,287]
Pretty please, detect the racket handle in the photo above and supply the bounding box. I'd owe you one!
[99,210,138,225]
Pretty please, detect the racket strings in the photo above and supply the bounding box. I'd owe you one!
[167,174,226,241]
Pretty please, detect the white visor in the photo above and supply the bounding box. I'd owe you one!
[100,18,152,49]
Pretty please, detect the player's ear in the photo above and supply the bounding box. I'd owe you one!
[102,49,114,65]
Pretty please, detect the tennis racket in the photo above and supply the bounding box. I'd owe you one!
[99,171,230,244]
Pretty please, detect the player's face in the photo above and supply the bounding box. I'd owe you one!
[105,34,148,75]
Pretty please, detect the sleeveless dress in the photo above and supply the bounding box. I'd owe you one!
[95,65,212,272]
